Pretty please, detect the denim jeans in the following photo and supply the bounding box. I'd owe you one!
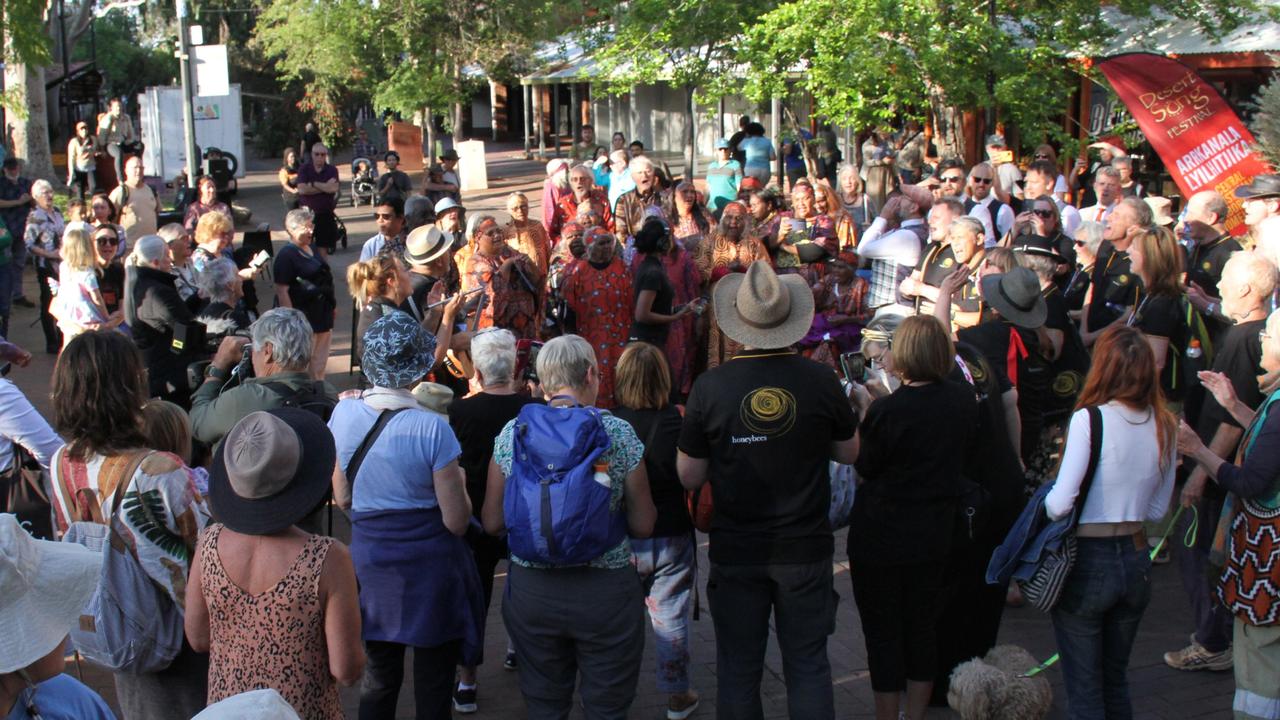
[707,559,837,720]
[1051,536,1153,720]
[632,534,696,693]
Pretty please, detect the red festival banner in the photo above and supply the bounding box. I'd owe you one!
[1096,52,1271,235]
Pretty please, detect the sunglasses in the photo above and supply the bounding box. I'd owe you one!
[1032,209,1055,219]
[941,175,964,183]
[374,212,395,220]
[971,177,993,185]
[96,237,119,246]
[1073,239,1087,247]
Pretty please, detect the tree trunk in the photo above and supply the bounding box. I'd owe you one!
[685,85,696,182]
[452,101,463,144]
[423,105,436,163]
[4,62,58,183]
[928,83,967,160]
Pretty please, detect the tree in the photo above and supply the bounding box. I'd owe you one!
[256,0,556,148]
[739,0,1273,160]
[583,0,777,174]
[3,0,142,181]
[1250,59,1280,170]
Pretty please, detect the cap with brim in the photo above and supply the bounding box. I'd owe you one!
[715,138,730,149]
[713,260,815,349]
[210,409,336,536]
[980,267,1048,329]
[434,197,463,216]
[362,310,439,389]
[428,163,444,174]
[1234,174,1280,200]
[193,689,302,720]
[1012,234,1067,263]
[404,225,451,266]
[0,513,102,673]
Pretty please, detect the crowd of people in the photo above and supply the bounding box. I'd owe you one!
[1,115,1280,720]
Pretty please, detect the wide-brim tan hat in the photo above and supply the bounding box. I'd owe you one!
[713,260,815,349]
[1144,196,1175,227]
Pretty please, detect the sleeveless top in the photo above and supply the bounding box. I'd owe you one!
[200,524,342,720]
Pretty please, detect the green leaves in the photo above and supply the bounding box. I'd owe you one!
[123,490,190,562]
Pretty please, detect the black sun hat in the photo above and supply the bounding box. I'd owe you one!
[210,408,336,535]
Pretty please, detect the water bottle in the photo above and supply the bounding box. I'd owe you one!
[1186,338,1202,360]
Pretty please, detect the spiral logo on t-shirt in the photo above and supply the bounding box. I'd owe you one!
[740,387,797,436]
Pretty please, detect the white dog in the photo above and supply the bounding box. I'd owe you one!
[947,644,1053,720]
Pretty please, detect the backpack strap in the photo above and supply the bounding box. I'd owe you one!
[262,380,299,404]
[106,450,152,522]
[344,408,409,490]
[1070,406,1104,527]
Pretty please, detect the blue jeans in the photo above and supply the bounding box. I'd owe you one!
[631,534,696,693]
[1051,536,1153,720]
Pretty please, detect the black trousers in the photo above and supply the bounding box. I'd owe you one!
[36,266,62,351]
[70,168,97,201]
[850,560,947,693]
[931,541,1009,704]
[359,638,462,720]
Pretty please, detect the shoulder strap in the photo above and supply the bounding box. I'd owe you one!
[344,408,409,489]
[107,450,151,521]
[640,412,663,462]
[262,380,298,403]
[1071,406,1104,526]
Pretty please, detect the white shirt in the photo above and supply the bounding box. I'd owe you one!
[972,194,1015,244]
[857,217,925,265]
[0,379,64,473]
[1079,203,1115,224]
[1044,402,1175,524]
[1056,199,1083,238]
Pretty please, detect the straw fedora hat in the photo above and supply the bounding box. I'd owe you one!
[712,260,814,349]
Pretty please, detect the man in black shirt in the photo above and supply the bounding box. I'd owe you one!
[678,261,857,720]
[1168,251,1277,673]
[1182,190,1241,344]
[1082,197,1151,347]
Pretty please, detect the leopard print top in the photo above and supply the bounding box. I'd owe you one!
[200,524,342,719]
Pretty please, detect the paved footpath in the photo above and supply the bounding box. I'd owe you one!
[6,144,1236,718]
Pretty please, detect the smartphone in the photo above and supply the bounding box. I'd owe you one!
[249,250,270,269]
[839,352,865,385]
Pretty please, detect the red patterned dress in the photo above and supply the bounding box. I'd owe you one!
[562,256,634,408]
[462,246,544,340]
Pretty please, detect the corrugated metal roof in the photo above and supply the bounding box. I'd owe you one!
[1098,6,1280,57]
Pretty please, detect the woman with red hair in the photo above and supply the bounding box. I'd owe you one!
[1043,324,1178,719]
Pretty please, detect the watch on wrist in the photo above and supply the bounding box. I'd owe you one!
[204,364,229,381]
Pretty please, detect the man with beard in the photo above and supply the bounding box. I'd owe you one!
[551,164,613,239]
[614,156,666,253]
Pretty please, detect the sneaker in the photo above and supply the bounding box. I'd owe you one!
[1164,641,1233,671]
[503,651,518,671]
[667,691,700,720]
[452,685,478,714]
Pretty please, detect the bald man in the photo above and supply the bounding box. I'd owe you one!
[1182,190,1241,340]
[297,142,341,257]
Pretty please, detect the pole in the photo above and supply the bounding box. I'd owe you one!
[57,0,71,144]
[535,86,546,159]
[522,83,532,159]
[176,0,200,186]
[770,94,782,187]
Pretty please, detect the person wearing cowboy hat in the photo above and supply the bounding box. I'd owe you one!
[939,265,1048,464]
[0,514,116,719]
[185,408,365,718]
[677,260,858,719]
[403,225,463,330]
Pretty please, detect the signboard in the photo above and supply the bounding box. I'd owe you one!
[193,44,229,98]
[387,122,424,172]
[457,140,488,191]
[1097,53,1271,234]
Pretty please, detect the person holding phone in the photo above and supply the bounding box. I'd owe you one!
[630,218,691,349]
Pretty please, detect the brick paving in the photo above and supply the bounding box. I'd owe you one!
[8,145,1237,718]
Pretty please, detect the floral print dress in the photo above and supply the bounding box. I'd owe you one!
[562,256,634,408]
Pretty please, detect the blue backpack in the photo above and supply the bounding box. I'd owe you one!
[504,402,624,566]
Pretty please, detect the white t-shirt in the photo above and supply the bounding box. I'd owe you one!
[1044,402,1175,524]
